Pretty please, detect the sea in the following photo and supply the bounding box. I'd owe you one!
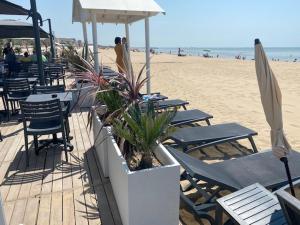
[137,47,300,62]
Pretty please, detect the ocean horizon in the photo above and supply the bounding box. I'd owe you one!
[136,47,300,61]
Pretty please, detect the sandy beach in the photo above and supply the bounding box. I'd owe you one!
[99,48,300,224]
[101,48,300,152]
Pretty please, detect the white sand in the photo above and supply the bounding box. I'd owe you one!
[101,48,300,151]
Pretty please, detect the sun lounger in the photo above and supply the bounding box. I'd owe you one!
[171,109,213,126]
[141,99,189,111]
[168,122,258,153]
[156,99,189,110]
[167,147,300,224]
[216,183,300,225]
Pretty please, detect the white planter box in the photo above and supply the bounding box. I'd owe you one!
[107,130,180,225]
[92,111,109,177]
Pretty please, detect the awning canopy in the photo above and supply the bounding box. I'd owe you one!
[0,20,49,39]
[72,0,165,24]
[0,0,29,15]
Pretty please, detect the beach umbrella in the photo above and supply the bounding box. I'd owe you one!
[0,20,48,39]
[254,38,295,196]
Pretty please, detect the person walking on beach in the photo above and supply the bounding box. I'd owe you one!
[114,37,125,73]
[121,37,132,75]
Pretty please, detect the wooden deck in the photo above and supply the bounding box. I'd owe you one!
[0,111,122,225]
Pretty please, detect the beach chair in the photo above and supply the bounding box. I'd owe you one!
[171,109,213,126]
[156,99,189,110]
[168,122,258,153]
[215,183,300,225]
[166,147,300,224]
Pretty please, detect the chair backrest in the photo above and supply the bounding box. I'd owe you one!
[14,72,31,78]
[20,99,63,125]
[276,190,300,225]
[45,66,64,76]
[34,85,65,94]
[4,79,30,96]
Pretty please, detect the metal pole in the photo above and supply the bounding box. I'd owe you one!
[82,22,88,60]
[145,17,151,94]
[47,19,55,62]
[92,13,100,74]
[280,157,296,196]
[30,0,45,85]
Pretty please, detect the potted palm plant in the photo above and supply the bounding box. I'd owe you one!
[106,102,180,225]
[91,63,148,177]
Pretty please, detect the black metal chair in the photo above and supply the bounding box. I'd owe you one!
[4,79,31,120]
[33,85,71,141]
[45,66,65,86]
[20,99,69,166]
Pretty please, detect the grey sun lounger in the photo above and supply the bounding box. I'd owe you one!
[167,147,300,224]
[216,183,300,225]
[155,99,189,110]
[141,99,189,110]
[171,109,213,126]
[168,122,258,153]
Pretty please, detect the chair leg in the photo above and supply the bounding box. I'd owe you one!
[7,101,10,121]
[24,134,29,166]
[34,135,39,155]
[61,130,68,162]
[65,119,70,141]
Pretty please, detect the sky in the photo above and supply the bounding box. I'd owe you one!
[1,0,300,47]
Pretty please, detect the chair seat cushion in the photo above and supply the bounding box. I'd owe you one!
[27,119,62,134]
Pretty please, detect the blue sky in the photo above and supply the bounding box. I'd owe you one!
[1,0,299,47]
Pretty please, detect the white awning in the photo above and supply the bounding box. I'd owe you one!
[72,0,165,24]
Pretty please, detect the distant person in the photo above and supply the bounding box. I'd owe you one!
[19,52,32,63]
[178,48,186,57]
[114,37,125,73]
[2,43,12,58]
[122,37,132,74]
[31,50,48,63]
[122,37,128,52]
[4,44,16,75]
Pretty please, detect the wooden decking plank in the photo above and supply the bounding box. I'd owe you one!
[93,184,116,225]
[62,190,75,225]
[50,192,63,225]
[103,182,123,225]
[2,123,23,163]
[78,112,121,225]
[70,114,89,225]
[77,114,101,224]
[29,149,47,198]
[0,125,16,163]
[41,150,54,195]
[0,109,123,225]
[9,198,27,225]
[15,145,42,200]
[51,152,63,193]
[37,194,51,225]
[5,151,27,201]
[1,150,24,201]
[78,113,103,187]
[3,201,14,225]
[23,197,40,225]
